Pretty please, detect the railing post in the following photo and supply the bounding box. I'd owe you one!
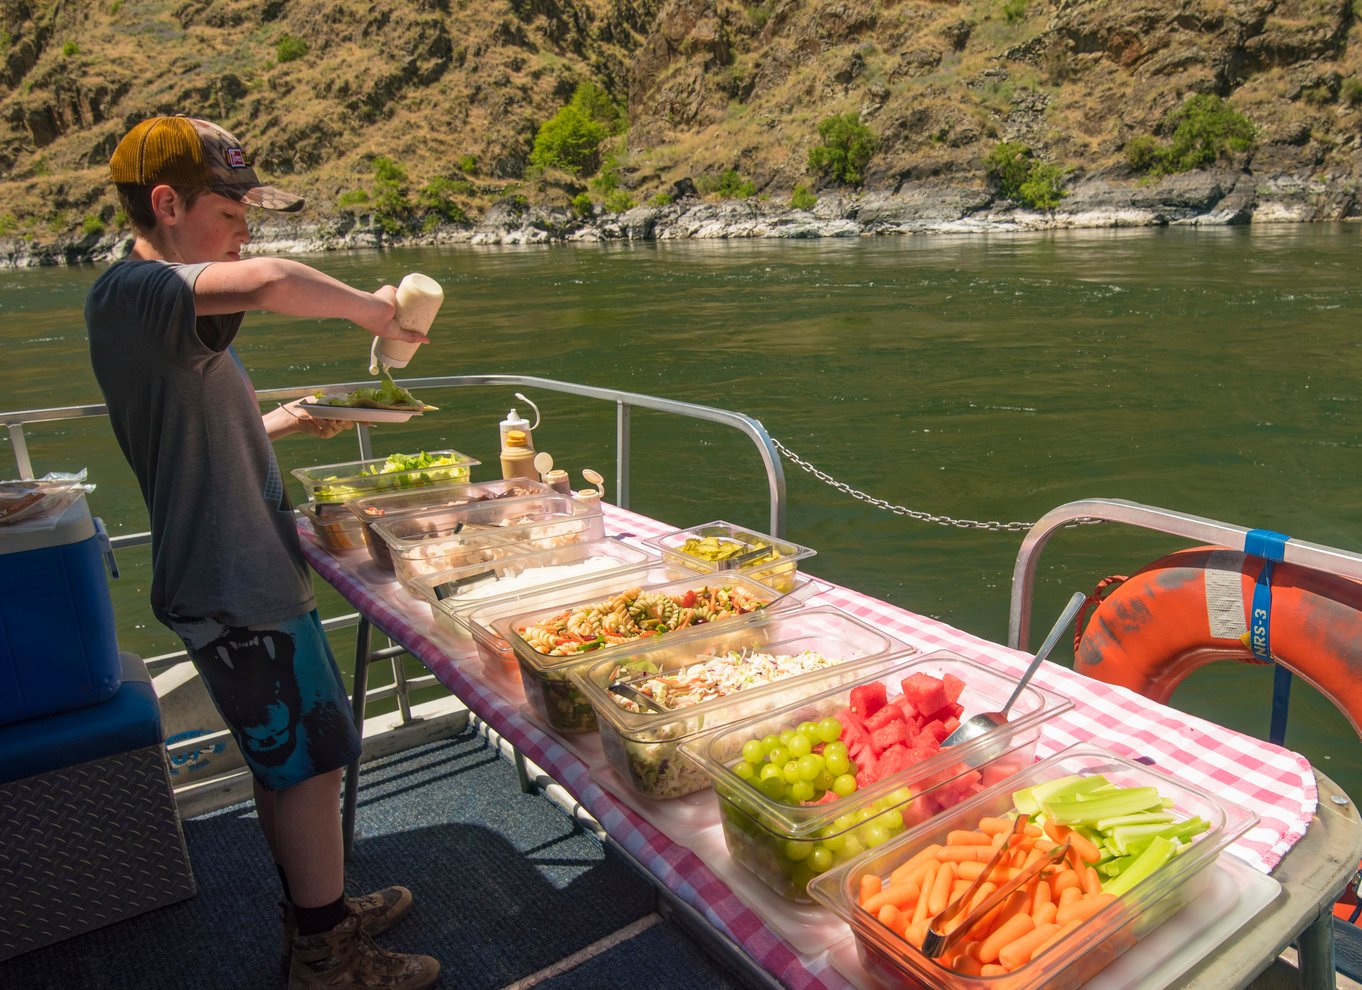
[6,423,33,479]
[616,399,631,510]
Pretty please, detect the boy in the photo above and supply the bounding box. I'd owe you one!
[85,115,440,990]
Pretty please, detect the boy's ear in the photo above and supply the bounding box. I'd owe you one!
[148,184,182,223]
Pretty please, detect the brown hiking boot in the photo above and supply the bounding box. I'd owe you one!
[288,913,439,989]
[282,886,415,969]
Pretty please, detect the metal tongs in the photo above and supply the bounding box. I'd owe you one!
[606,678,668,714]
[715,543,769,571]
[919,816,1071,960]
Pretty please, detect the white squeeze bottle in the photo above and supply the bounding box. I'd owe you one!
[498,393,541,451]
[370,273,443,374]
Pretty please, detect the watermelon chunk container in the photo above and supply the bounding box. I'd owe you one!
[678,652,1072,903]
[807,746,1258,990]
[570,606,914,801]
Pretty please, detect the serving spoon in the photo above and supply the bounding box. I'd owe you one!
[942,591,1086,747]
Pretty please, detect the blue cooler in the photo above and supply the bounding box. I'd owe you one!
[0,494,120,725]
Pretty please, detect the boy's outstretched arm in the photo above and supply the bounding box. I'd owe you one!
[191,257,428,343]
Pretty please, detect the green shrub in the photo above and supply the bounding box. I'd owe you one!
[985,142,1067,210]
[603,189,634,212]
[808,113,875,186]
[1343,78,1362,108]
[0,213,17,236]
[457,154,478,174]
[416,177,470,225]
[276,34,308,63]
[1301,84,1333,106]
[80,214,105,237]
[1124,134,1167,174]
[571,192,594,218]
[649,192,673,207]
[62,40,79,57]
[338,189,370,207]
[790,183,817,210]
[1129,94,1255,176]
[714,168,756,199]
[529,81,624,176]
[1001,0,1026,23]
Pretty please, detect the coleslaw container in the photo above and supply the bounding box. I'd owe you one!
[406,537,657,631]
[291,450,479,505]
[678,652,1072,902]
[644,520,816,593]
[807,746,1258,990]
[499,571,809,734]
[373,494,605,591]
[572,606,912,800]
[348,477,554,569]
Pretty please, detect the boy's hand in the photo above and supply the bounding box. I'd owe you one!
[265,399,356,441]
[364,284,430,344]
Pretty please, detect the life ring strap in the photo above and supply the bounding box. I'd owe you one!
[1244,528,1292,746]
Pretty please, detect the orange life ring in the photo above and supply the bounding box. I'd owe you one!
[1073,544,1362,739]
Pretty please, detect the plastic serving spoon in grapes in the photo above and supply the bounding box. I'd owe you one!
[941,590,1086,748]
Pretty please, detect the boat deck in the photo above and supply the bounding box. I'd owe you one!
[0,728,768,990]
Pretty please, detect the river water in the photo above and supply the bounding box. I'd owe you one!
[4,224,1361,797]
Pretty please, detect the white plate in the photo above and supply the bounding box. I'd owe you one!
[302,401,423,423]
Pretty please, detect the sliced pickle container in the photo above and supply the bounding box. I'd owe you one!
[498,571,812,734]
[459,558,710,685]
[807,746,1258,990]
[405,537,657,631]
[372,493,602,592]
[678,652,1072,902]
[643,520,815,593]
[298,500,367,553]
[290,449,479,505]
[347,477,554,570]
[570,606,911,801]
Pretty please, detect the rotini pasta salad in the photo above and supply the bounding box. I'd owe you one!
[515,584,771,657]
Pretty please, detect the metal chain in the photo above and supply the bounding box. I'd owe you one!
[770,437,1101,533]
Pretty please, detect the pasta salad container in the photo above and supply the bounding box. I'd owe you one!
[678,652,1072,903]
[291,450,479,505]
[807,746,1257,990]
[461,559,710,684]
[405,537,657,631]
[644,520,816,593]
[373,494,604,591]
[347,478,554,570]
[498,571,811,734]
[570,605,912,801]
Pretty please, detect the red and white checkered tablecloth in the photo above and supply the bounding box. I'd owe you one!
[299,503,1317,990]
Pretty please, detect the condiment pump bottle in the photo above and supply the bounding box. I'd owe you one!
[500,430,537,480]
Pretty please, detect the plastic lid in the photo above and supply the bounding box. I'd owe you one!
[505,430,529,447]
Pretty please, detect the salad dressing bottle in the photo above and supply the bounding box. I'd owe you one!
[500,430,537,480]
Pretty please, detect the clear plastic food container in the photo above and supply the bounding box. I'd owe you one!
[807,746,1258,990]
[644,520,815,593]
[571,606,913,801]
[405,537,657,630]
[298,500,367,552]
[678,652,1072,902]
[291,450,479,505]
[348,478,554,570]
[460,559,709,685]
[499,572,807,734]
[372,494,605,591]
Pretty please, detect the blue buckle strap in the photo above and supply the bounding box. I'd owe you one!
[1244,528,1291,745]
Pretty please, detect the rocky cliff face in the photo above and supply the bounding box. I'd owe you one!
[1,0,1359,264]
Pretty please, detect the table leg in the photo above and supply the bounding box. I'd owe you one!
[342,616,373,862]
[1297,908,1338,990]
[514,749,536,794]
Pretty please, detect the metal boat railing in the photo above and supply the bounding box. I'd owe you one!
[2,375,787,806]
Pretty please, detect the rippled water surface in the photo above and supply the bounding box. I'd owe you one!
[4,225,1361,795]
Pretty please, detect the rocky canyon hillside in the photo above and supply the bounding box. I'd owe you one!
[3,0,1361,262]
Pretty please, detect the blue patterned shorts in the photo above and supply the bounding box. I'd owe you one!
[167,610,362,791]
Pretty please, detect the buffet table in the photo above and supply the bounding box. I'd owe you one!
[299,504,1362,990]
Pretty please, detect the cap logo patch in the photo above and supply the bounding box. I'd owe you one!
[226,147,247,169]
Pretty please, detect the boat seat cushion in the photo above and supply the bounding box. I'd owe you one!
[0,652,163,785]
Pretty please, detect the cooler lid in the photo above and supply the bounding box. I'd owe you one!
[0,493,96,554]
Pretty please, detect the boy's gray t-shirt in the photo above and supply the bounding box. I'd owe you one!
[85,259,314,626]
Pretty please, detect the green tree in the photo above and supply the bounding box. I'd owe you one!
[529,81,625,176]
[985,142,1067,210]
[715,168,756,199]
[791,184,817,210]
[808,113,875,186]
[1128,94,1256,176]
[276,34,308,63]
